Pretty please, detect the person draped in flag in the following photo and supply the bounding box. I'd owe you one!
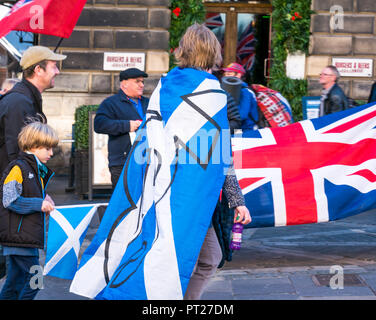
[69,23,251,300]
[0,121,58,300]
[172,24,252,300]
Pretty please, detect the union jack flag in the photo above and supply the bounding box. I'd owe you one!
[205,13,223,30]
[232,103,376,228]
[236,21,256,72]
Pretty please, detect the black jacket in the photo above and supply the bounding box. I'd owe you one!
[368,82,376,104]
[0,152,53,248]
[0,79,46,175]
[94,90,149,167]
[225,91,241,131]
[323,83,349,115]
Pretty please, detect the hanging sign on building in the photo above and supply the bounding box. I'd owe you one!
[332,58,373,77]
[103,52,145,71]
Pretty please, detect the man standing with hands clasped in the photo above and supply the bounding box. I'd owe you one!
[94,68,149,189]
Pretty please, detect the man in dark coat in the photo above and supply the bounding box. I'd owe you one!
[0,46,66,176]
[319,65,349,116]
[94,68,149,189]
[368,82,376,104]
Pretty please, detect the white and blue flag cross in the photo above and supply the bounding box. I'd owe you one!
[44,203,107,280]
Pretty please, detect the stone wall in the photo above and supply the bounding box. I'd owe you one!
[307,0,375,100]
[39,0,170,173]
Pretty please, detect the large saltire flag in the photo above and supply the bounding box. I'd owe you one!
[44,203,107,280]
[70,67,230,300]
[0,0,87,39]
[232,102,376,228]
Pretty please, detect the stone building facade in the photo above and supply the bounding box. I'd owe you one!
[38,0,170,172]
[307,0,376,100]
[3,0,376,172]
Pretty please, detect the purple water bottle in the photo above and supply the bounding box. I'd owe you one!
[230,222,244,250]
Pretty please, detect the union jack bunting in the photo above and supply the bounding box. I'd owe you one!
[205,13,223,30]
[232,103,376,228]
[236,21,256,72]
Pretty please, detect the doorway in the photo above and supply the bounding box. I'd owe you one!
[203,1,272,85]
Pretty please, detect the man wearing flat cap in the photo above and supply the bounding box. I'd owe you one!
[0,46,66,175]
[94,68,149,189]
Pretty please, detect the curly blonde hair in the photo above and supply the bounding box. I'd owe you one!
[174,23,222,70]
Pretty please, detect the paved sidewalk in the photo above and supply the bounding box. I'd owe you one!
[3,263,376,300]
[202,264,376,300]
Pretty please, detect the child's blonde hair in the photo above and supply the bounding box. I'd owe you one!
[18,121,59,152]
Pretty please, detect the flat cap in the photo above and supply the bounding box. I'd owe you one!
[20,46,66,70]
[120,68,148,81]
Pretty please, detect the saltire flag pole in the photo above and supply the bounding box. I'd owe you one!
[0,0,87,39]
[44,203,107,280]
[69,67,230,300]
[233,102,376,228]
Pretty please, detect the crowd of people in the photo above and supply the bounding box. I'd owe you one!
[0,22,374,300]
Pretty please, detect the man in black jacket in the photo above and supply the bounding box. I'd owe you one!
[368,82,376,104]
[0,46,66,176]
[94,68,149,189]
[319,65,349,116]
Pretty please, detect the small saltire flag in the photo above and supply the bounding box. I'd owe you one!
[232,102,376,228]
[0,0,87,39]
[70,67,230,300]
[44,203,107,280]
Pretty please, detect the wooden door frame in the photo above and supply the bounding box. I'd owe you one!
[204,2,273,67]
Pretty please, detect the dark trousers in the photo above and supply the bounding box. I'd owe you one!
[109,165,123,192]
[0,255,40,300]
